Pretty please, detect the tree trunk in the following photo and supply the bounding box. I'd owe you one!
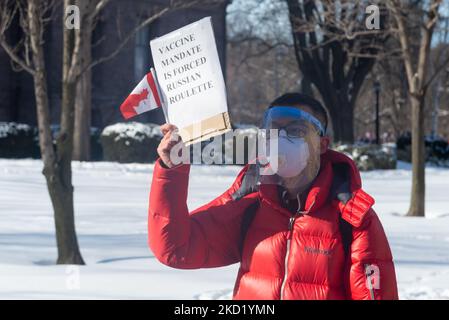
[332,102,355,143]
[52,76,84,264]
[73,6,93,161]
[300,74,313,97]
[28,0,84,264]
[322,89,355,143]
[49,0,85,264]
[45,162,84,264]
[407,95,426,217]
[73,41,92,161]
[35,73,84,264]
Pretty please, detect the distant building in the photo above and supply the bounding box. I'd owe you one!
[0,0,228,128]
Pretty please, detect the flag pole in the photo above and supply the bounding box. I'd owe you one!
[151,67,169,124]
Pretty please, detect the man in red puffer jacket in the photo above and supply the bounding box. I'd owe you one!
[148,93,398,300]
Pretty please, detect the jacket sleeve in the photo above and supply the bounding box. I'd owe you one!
[148,159,257,269]
[345,208,399,300]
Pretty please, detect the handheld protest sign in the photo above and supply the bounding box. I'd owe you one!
[150,17,231,145]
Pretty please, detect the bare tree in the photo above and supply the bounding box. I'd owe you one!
[0,0,222,264]
[286,0,391,143]
[72,0,97,162]
[61,0,184,262]
[387,0,449,217]
[0,0,84,264]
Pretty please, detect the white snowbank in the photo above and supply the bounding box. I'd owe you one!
[0,122,34,139]
[101,122,162,142]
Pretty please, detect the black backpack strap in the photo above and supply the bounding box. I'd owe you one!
[238,199,260,255]
[339,215,353,257]
[330,163,353,257]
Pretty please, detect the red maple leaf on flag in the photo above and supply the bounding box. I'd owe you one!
[120,88,149,119]
[119,69,162,120]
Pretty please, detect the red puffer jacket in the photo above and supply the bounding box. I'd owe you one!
[148,149,398,300]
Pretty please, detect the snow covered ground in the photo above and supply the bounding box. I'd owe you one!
[0,158,448,300]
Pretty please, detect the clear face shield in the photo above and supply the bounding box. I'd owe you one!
[252,106,325,190]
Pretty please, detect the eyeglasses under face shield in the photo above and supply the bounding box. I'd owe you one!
[262,106,325,138]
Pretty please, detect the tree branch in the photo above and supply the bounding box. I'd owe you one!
[0,38,36,75]
[424,51,449,90]
[388,0,417,89]
[76,0,210,80]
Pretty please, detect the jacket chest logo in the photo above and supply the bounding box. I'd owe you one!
[303,246,333,256]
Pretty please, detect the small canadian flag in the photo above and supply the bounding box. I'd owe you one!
[119,68,163,120]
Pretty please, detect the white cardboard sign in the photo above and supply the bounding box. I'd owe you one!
[150,17,231,145]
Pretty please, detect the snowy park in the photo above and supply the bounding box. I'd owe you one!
[1,159,448,300]
[2,0,449,302]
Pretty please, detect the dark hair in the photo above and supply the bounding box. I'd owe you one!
[268,92,328,133]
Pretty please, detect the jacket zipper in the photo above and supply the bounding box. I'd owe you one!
[279,214,297,300]
[364,264,376,300]
[279,197,315,300]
